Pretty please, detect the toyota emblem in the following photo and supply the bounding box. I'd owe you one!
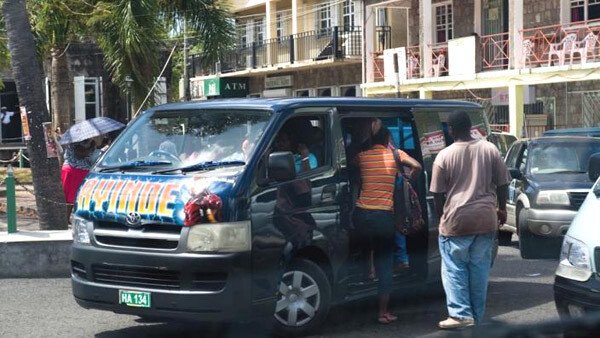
[125,212,142,227]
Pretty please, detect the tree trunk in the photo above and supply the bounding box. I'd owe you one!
[50,48,72,133]
[3,0,68,230]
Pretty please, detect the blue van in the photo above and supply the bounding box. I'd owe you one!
[70,98,491,334]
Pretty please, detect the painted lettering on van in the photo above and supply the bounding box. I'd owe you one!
[76,178,185,218]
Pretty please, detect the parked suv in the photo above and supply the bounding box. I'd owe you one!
[499,136,600,259]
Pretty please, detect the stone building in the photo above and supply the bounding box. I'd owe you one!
[362,0,600,137]
[188,0,364,99]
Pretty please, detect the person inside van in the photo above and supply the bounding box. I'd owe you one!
[353,126,422,324]
[273,126,318,173]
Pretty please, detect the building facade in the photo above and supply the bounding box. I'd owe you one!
[188,0,364,99]
[362,0,600,136]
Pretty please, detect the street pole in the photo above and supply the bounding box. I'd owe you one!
[183,18,190,101]
[6,164,17,233]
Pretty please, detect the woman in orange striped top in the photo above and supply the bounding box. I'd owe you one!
[354,126,422,324]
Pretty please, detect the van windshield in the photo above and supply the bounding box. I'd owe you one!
[528,140,600,175]
[97,109,271,172]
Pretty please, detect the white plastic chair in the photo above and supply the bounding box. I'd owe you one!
[522,39,535,67]
[547,33,577,66]
[574,32,597,64]
[407,54,419,78]
[431,53,445,77]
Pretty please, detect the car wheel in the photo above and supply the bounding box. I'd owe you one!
[273,259,331,336]
[498,230,513,246]
[518,209,535,259]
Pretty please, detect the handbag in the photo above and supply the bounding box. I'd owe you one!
[392,150,425,236]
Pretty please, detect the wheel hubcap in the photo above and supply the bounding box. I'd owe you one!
[274,270,321,327]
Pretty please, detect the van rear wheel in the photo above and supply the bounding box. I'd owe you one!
[273,259,331,336]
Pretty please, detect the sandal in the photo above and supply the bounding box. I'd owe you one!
[378,313,398,324]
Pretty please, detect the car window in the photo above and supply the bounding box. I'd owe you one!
[505,142,521,168]
[528,141,600,174]
[519,146,528,172]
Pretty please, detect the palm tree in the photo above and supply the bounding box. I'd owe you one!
[2,0,68,230]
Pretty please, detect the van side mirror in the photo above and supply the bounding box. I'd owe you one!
[588,153,600,182]
[509,168,523,180]
[268,151,296,182]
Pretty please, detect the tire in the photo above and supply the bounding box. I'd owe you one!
[498,230,513,246]
[272,259,331,336]
[518,209,535,259]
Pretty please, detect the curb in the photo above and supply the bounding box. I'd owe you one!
[0,231,71,278]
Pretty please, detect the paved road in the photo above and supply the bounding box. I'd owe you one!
[0,238,560,338]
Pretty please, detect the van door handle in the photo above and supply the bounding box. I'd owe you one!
[321,184,337,202]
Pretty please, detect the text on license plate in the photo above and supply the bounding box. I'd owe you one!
[119,290,151,308]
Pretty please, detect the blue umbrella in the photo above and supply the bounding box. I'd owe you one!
[58,117,125,145]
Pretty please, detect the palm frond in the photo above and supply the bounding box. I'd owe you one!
[89,0,166,107]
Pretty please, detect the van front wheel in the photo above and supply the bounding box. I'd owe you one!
[273,259,331,336]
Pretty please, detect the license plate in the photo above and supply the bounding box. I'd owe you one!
[119,290,151,308]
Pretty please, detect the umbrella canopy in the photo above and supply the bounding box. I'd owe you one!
[59,117,125,145]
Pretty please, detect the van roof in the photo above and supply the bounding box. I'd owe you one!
[148,98,482,112]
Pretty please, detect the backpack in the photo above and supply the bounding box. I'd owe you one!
[392,150,425,236]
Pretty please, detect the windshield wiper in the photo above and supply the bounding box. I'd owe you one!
[550,170,587,174]
[153,160,245,174]
[98,160,172,172]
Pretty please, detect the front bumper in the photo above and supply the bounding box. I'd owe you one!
[524,208,578,237]
[554,275,600,316]
[71,244,261,322]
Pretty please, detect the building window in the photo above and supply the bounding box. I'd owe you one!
[376,7,388,26]
[238,23,247,46]
[295,89,310,97]
[276,13,283,41]
[343,0,355,29]
[570,0,600,22]
[318,4,332,35]
[434,2,453,43]
[254,18,265,44]
[317,87,332,97]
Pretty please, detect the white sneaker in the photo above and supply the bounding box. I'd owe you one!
[438,317,475,329]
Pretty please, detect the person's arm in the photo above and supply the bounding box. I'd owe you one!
[496,184,508,224]
[297,143,312,173]
[433,193,446,219]
[430,161,446,218]
[398,150,422,181]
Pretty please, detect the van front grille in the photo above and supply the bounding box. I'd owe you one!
[92,264,181,289]
[93,221,182,250]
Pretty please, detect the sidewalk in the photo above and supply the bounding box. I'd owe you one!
[0,186,71,278]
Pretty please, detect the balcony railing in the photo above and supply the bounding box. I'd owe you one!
[521,19,600,68]
[481,32,510,70]
[191,26,362,76]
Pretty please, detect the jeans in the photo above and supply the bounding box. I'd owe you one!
[354,207,395,295]
[395,232,409,265]
[439,232,495,324]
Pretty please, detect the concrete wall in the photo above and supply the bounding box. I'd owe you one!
[536,81,600,127]
[523,0,561,29]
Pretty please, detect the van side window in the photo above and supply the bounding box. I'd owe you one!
[270,115,329,178]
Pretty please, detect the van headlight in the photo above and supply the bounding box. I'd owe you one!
[71,215,92,245]
[556,236,592,282]
[536,190,570,206]
[186,221,251,253]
